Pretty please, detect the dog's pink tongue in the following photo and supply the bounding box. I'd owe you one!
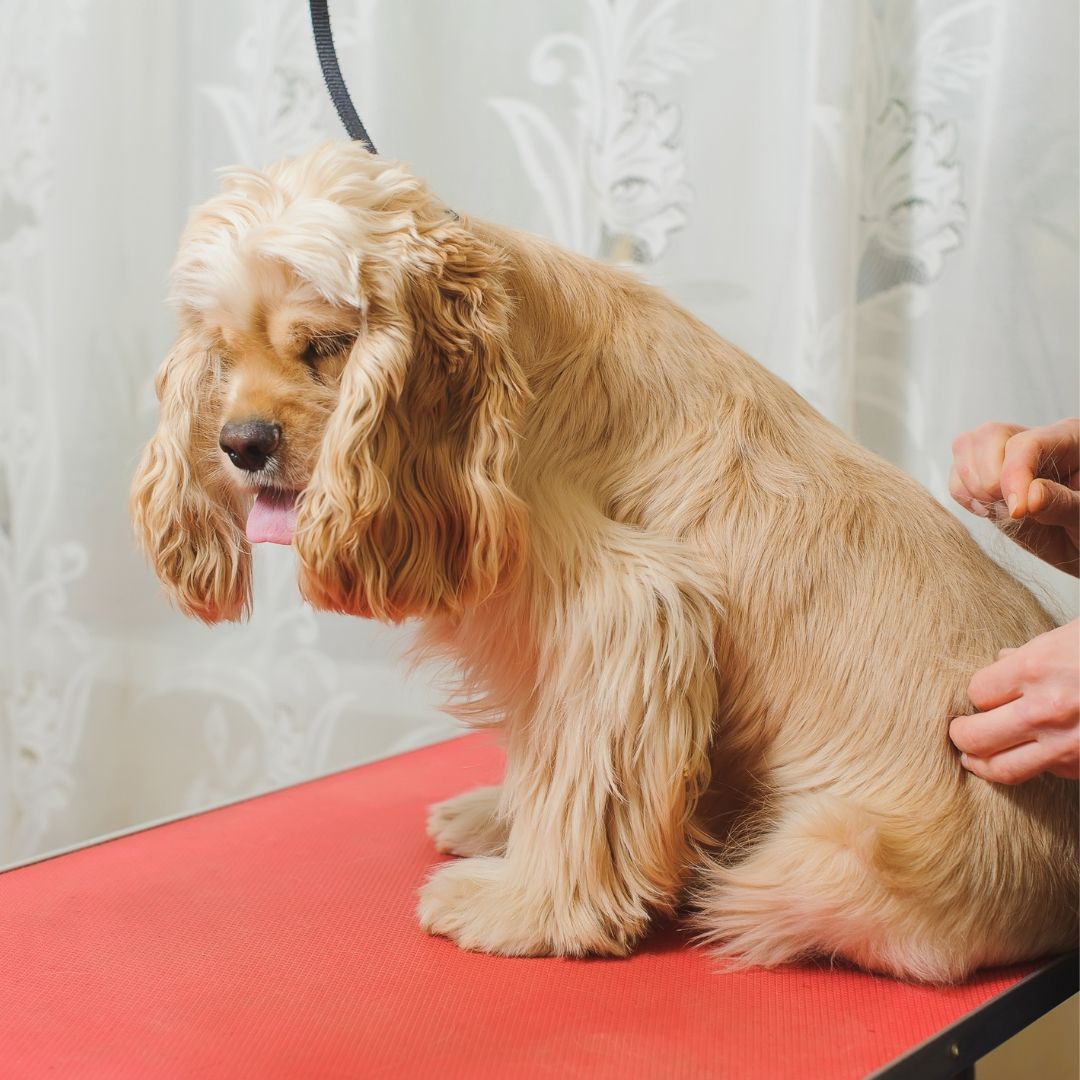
[246,491,298,545]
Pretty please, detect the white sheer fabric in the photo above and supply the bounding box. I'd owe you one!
[1,0,1076,864]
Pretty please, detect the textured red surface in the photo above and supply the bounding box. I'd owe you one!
[0,733,1036,1079]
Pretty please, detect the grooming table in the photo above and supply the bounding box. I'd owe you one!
[1,735,1074,1079]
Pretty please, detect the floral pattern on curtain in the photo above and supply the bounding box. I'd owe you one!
[1,0,1076,865]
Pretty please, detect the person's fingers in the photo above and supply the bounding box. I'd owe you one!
[967,650,1024,712]
[1002,420,1080,519]
[1026,478,1080,527]
[997,647,1016,658]
[973,425,1014,505]
[951,437,978,502]
[1048,755,1080,781]
[951,432,978,500]
[948,464,969,505]
[1038,723,1080,779]
[959,742,1049,785]
[952,424,1018,505]
[999,433,1040,518]
[950,701,1032,758]
[948,466,985,515]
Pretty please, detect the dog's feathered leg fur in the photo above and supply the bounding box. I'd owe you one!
[418,503,720,956]
[426,785,507,857]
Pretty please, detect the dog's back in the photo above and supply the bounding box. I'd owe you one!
[685,362,1076,980]
[486,219,1077,981]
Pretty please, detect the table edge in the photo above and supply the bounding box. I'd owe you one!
[869,949,1079,1080]
[0,729,470,875]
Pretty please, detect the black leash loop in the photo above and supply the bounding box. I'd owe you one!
[309,0,377,153]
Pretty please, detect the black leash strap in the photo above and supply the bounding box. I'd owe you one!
[309,0,377,153]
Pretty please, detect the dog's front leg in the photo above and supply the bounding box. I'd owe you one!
[418,545,719,956]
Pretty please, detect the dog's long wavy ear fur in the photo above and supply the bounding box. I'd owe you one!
[130,327,252,623]
[296,221,529,621]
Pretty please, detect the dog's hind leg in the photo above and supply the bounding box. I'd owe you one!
[427,785,508,857]
[691,793,992,984]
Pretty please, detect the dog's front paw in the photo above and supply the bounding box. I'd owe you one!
[426,786,507,857]
[417,857,639,957]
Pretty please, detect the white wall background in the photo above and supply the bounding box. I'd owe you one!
[1,0,1077,866]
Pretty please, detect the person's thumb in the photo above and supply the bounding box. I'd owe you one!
[1027,478,1080,527]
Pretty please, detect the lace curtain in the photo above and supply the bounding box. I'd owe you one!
[2,0,1077,865]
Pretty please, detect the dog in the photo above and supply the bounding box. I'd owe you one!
[131,141,1077,982]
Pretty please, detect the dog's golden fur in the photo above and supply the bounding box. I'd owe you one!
[132,142,1077,982]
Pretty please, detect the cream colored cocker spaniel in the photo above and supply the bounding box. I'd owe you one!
[132,142,1077,982]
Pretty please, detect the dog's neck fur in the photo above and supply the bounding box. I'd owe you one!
[468,218,840,537]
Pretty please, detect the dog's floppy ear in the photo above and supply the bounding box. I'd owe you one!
[296,221,529,620]
[130,326,252,623]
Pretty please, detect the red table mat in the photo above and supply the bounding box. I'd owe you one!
[0,733,1039,1078]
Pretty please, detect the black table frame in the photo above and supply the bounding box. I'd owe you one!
[871,950,1078,1079]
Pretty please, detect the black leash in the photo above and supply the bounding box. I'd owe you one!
[308,0,459,219]
[309,0,377,153]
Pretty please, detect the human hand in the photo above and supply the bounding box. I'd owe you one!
[951,620,1080,784]
[949,418,1079,575]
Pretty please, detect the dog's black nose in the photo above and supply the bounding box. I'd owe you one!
[219,420,281,472]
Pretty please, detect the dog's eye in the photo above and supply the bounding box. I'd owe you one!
[301,333,355,365]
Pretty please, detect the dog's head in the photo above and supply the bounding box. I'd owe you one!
[131,142,528,624]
